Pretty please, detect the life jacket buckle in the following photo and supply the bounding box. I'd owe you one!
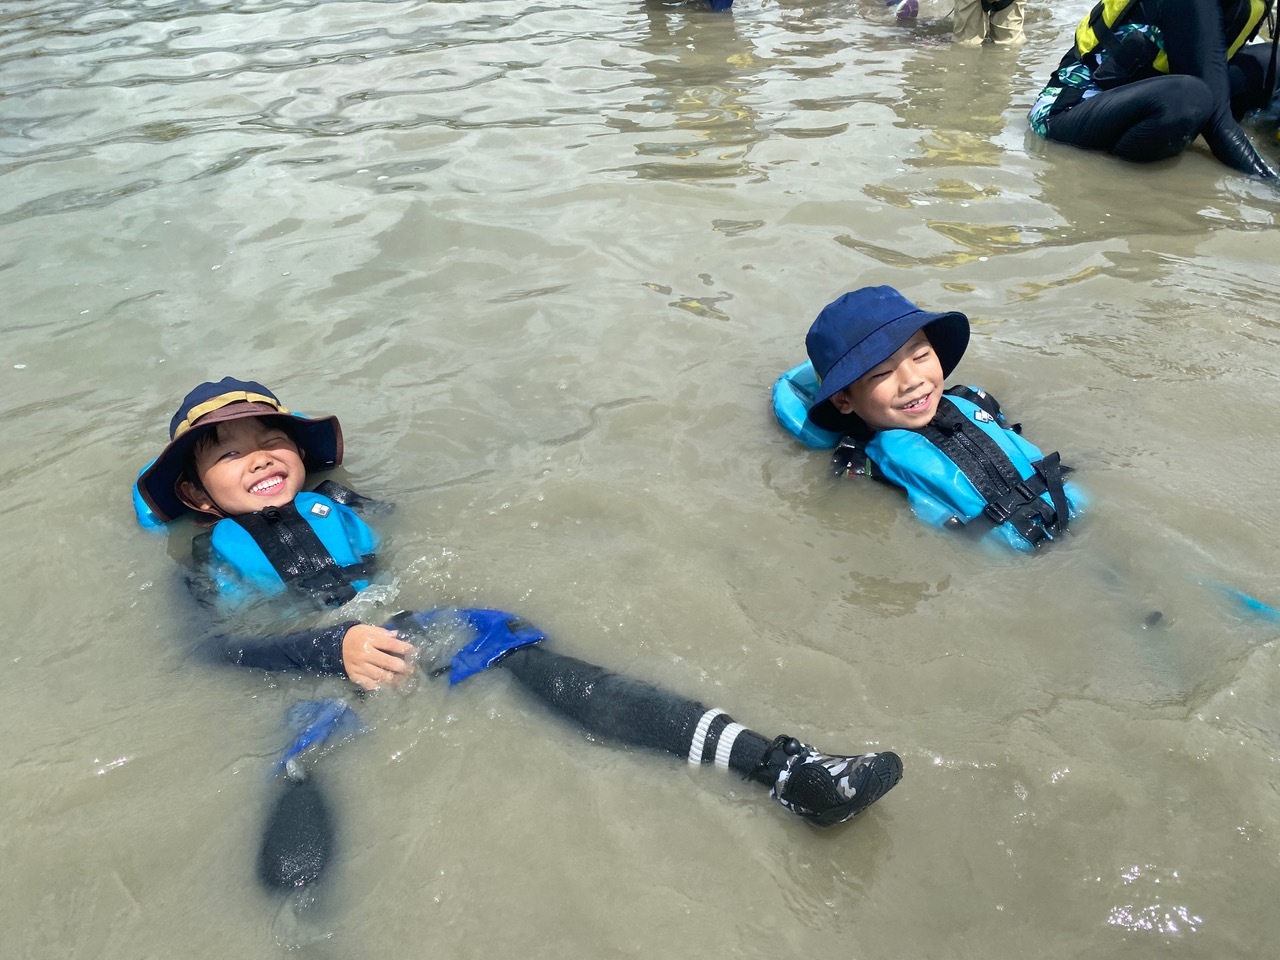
[983,501,1012,524]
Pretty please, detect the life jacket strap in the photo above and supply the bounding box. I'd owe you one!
[977,453,1070,547]
[922,399,1070,548]
[232,502,372,608]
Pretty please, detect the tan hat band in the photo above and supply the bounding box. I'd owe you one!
[173,391,289,438]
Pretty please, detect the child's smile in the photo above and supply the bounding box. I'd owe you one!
[249,473,288,496]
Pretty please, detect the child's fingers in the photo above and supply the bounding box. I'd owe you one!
[374,649,413,674]
[374,634,418,657]
[350,657,409,691]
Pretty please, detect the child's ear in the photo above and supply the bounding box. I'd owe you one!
[830,388,856,415]
[177,479,220,516]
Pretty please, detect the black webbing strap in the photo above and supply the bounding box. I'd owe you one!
[1037,451,1071,535]
[982,0,1016,13]
[919,399,1027,506]
[232,502,372,607]
[919,398,1069,547]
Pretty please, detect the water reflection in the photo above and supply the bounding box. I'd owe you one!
[4,2,1280,958]
[841,43,1036,268]
[611,2,767,181]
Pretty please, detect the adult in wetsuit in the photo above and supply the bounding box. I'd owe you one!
[1029,0,1278,177]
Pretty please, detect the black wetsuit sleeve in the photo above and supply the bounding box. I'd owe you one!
[199,621,356,676]
[1159,0,1276,176]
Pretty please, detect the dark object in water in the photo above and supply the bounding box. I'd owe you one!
[258,773,334,889]
[1142,610,1164,629]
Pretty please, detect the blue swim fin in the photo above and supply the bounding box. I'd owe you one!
[386,607,546,685]
[1213,583,1280,623]
[276,699,366,775]
[447,608,546,684]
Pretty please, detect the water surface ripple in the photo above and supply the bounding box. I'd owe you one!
[3,1,1280,957]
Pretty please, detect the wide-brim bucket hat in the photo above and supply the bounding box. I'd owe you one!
[137,377,343,522]
[805,286,969,432]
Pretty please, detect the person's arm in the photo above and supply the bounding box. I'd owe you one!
[201,620,354,674]
[200,620,416,690]
[1160,0,1276,176]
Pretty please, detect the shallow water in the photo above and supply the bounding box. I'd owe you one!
[3,1,1280,956]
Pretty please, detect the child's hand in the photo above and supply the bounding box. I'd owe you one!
[341,624,417,691]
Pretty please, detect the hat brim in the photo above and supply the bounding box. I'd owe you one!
[806,311,969,434]
[137,403,344,522]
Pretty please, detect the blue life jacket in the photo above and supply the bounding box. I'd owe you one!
[840,389,1085,552]
[195,484,378,607]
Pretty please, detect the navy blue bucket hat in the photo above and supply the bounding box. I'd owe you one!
[805,286,969,432]
[137,377,343,522]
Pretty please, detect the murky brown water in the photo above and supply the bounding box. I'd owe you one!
[4,1,1280,956]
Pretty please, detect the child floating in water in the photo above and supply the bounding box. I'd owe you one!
[136,377,903,857]
[798,286,1082,552]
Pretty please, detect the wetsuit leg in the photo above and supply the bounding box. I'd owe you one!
[1044,76,1215,163]
[498,646,775,780]
[1228,43,1280,118]
[497,646,903,826]
[1153,0,1275,175]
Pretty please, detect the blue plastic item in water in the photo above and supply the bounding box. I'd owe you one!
[1213,584,1280,623]
[447,609,546,683]
[772,361,842,449]
[276,698,366,775]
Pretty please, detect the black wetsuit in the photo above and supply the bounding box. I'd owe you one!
[1034,0,1277,175]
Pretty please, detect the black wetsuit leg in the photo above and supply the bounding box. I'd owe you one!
[1155,0,1275,176]
[1228,42,1280,118]
[498,646,778,784]
[497,646,904,825]
[1044,75,1215,162]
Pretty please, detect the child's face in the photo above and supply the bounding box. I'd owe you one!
[831,330,944,432]
[182,416,307,516]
